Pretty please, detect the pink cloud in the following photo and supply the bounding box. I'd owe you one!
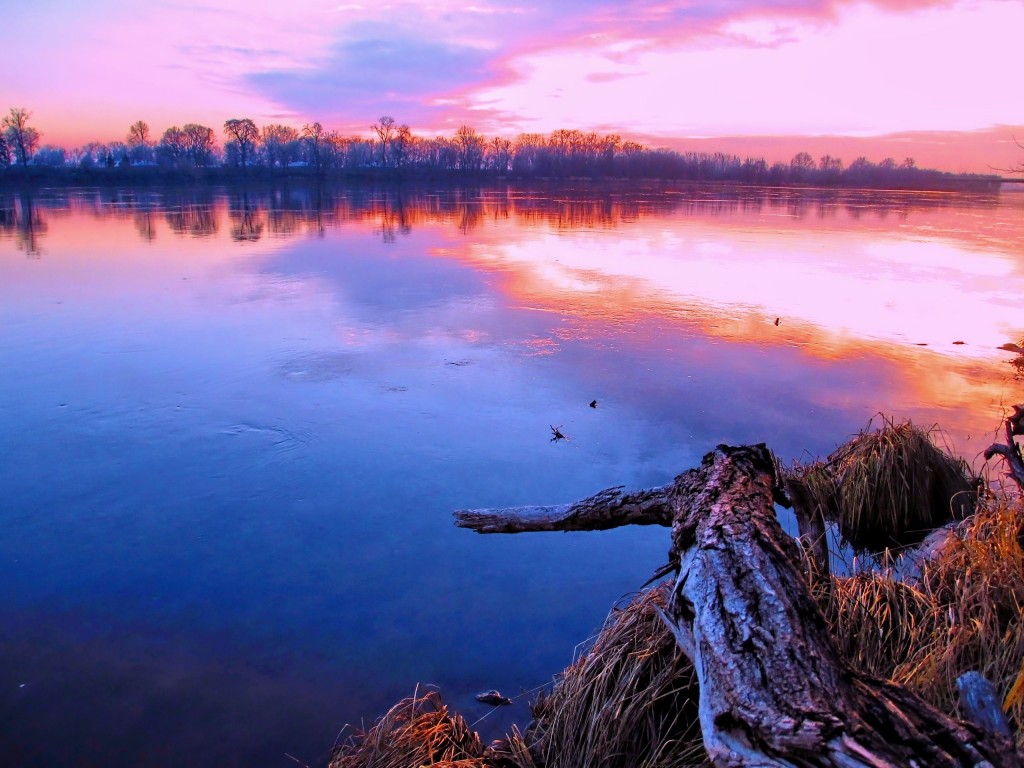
[451,1,1024,153]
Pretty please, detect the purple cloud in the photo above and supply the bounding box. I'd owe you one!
[244,0,959,130]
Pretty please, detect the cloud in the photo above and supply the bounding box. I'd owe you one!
[585,72,639,84]
[247,29,495,126]
[20,0,998,146]
[458,0,1024,140]
[243,0,963,133]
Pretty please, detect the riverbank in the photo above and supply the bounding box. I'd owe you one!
[0,163,1004,194]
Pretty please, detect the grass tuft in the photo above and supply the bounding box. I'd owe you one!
[524,585,708,768]
[797,417,976,552]
[823,495,1024,745]
[330,688,491,768]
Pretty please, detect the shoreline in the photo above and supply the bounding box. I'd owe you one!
[0,165,1004,194]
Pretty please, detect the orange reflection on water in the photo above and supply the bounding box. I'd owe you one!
[3,184,1022,458]
[463,225,1020,356]
[441,191,1024,456]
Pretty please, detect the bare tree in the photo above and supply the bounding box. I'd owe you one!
[126,120,153,164]
[223,118,259,167]
[0,132,10,167]
[818,154,843,183]
[182,123,216,167]
[1013,138,1024,174]
[391,124,413,168]
[512,133,546,174]
[2,108,42,167]
[600,133,621,173]
[486,136,512,172]
[127,120,150,147]
[157,127,187,166]
[819,155,843,172]
[373,116,396,166]
[33,145,66,167]
[261,124,299,167]
[454,125,484,171]
[302,122,325,170]
[790,151,816,177]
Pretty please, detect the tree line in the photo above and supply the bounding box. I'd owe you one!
[5,181,1000,258]
[0,107,1002,189]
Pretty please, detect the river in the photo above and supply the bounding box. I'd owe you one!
[1,182,1022,766]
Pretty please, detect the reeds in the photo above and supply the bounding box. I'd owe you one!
[524,585,707,768]
[823,495,1024,744]
[797,417,976,552]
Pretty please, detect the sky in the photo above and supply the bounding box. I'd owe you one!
[2,0,1023,172]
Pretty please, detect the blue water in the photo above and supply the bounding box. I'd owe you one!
[1,184,1021,766]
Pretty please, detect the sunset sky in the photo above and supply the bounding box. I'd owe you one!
[3,0,1023,172]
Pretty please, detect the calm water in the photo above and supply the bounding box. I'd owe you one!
[1,183,1022,766]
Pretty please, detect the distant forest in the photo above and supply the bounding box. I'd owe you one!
[0,108,1004,190]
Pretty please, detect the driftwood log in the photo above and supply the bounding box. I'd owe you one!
[456,444,1021,767]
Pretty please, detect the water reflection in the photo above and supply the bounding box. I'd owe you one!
[229,191,264,242]
[0,182,1022,767]
[0,191,47,256]
[4,183,1021,485]
[3,182,1021,477]
[1,183,1011,251]
[166,191,218,238]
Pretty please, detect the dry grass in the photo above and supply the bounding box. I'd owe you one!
[524,585,707,768]
[797,417,976,552]
[817,570,935,678]
[330,688,492,768]
[823,495,1024,745]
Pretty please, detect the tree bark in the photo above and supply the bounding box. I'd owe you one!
[455,444,1021,767]
[660,444,1018,767]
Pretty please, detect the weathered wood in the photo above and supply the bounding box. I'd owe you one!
[661,445,1019,767]
[985,405,1024,491]
[453,483,674,534]
[958,671,1014,739]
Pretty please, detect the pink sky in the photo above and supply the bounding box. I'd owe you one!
[2,0,1022,172]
